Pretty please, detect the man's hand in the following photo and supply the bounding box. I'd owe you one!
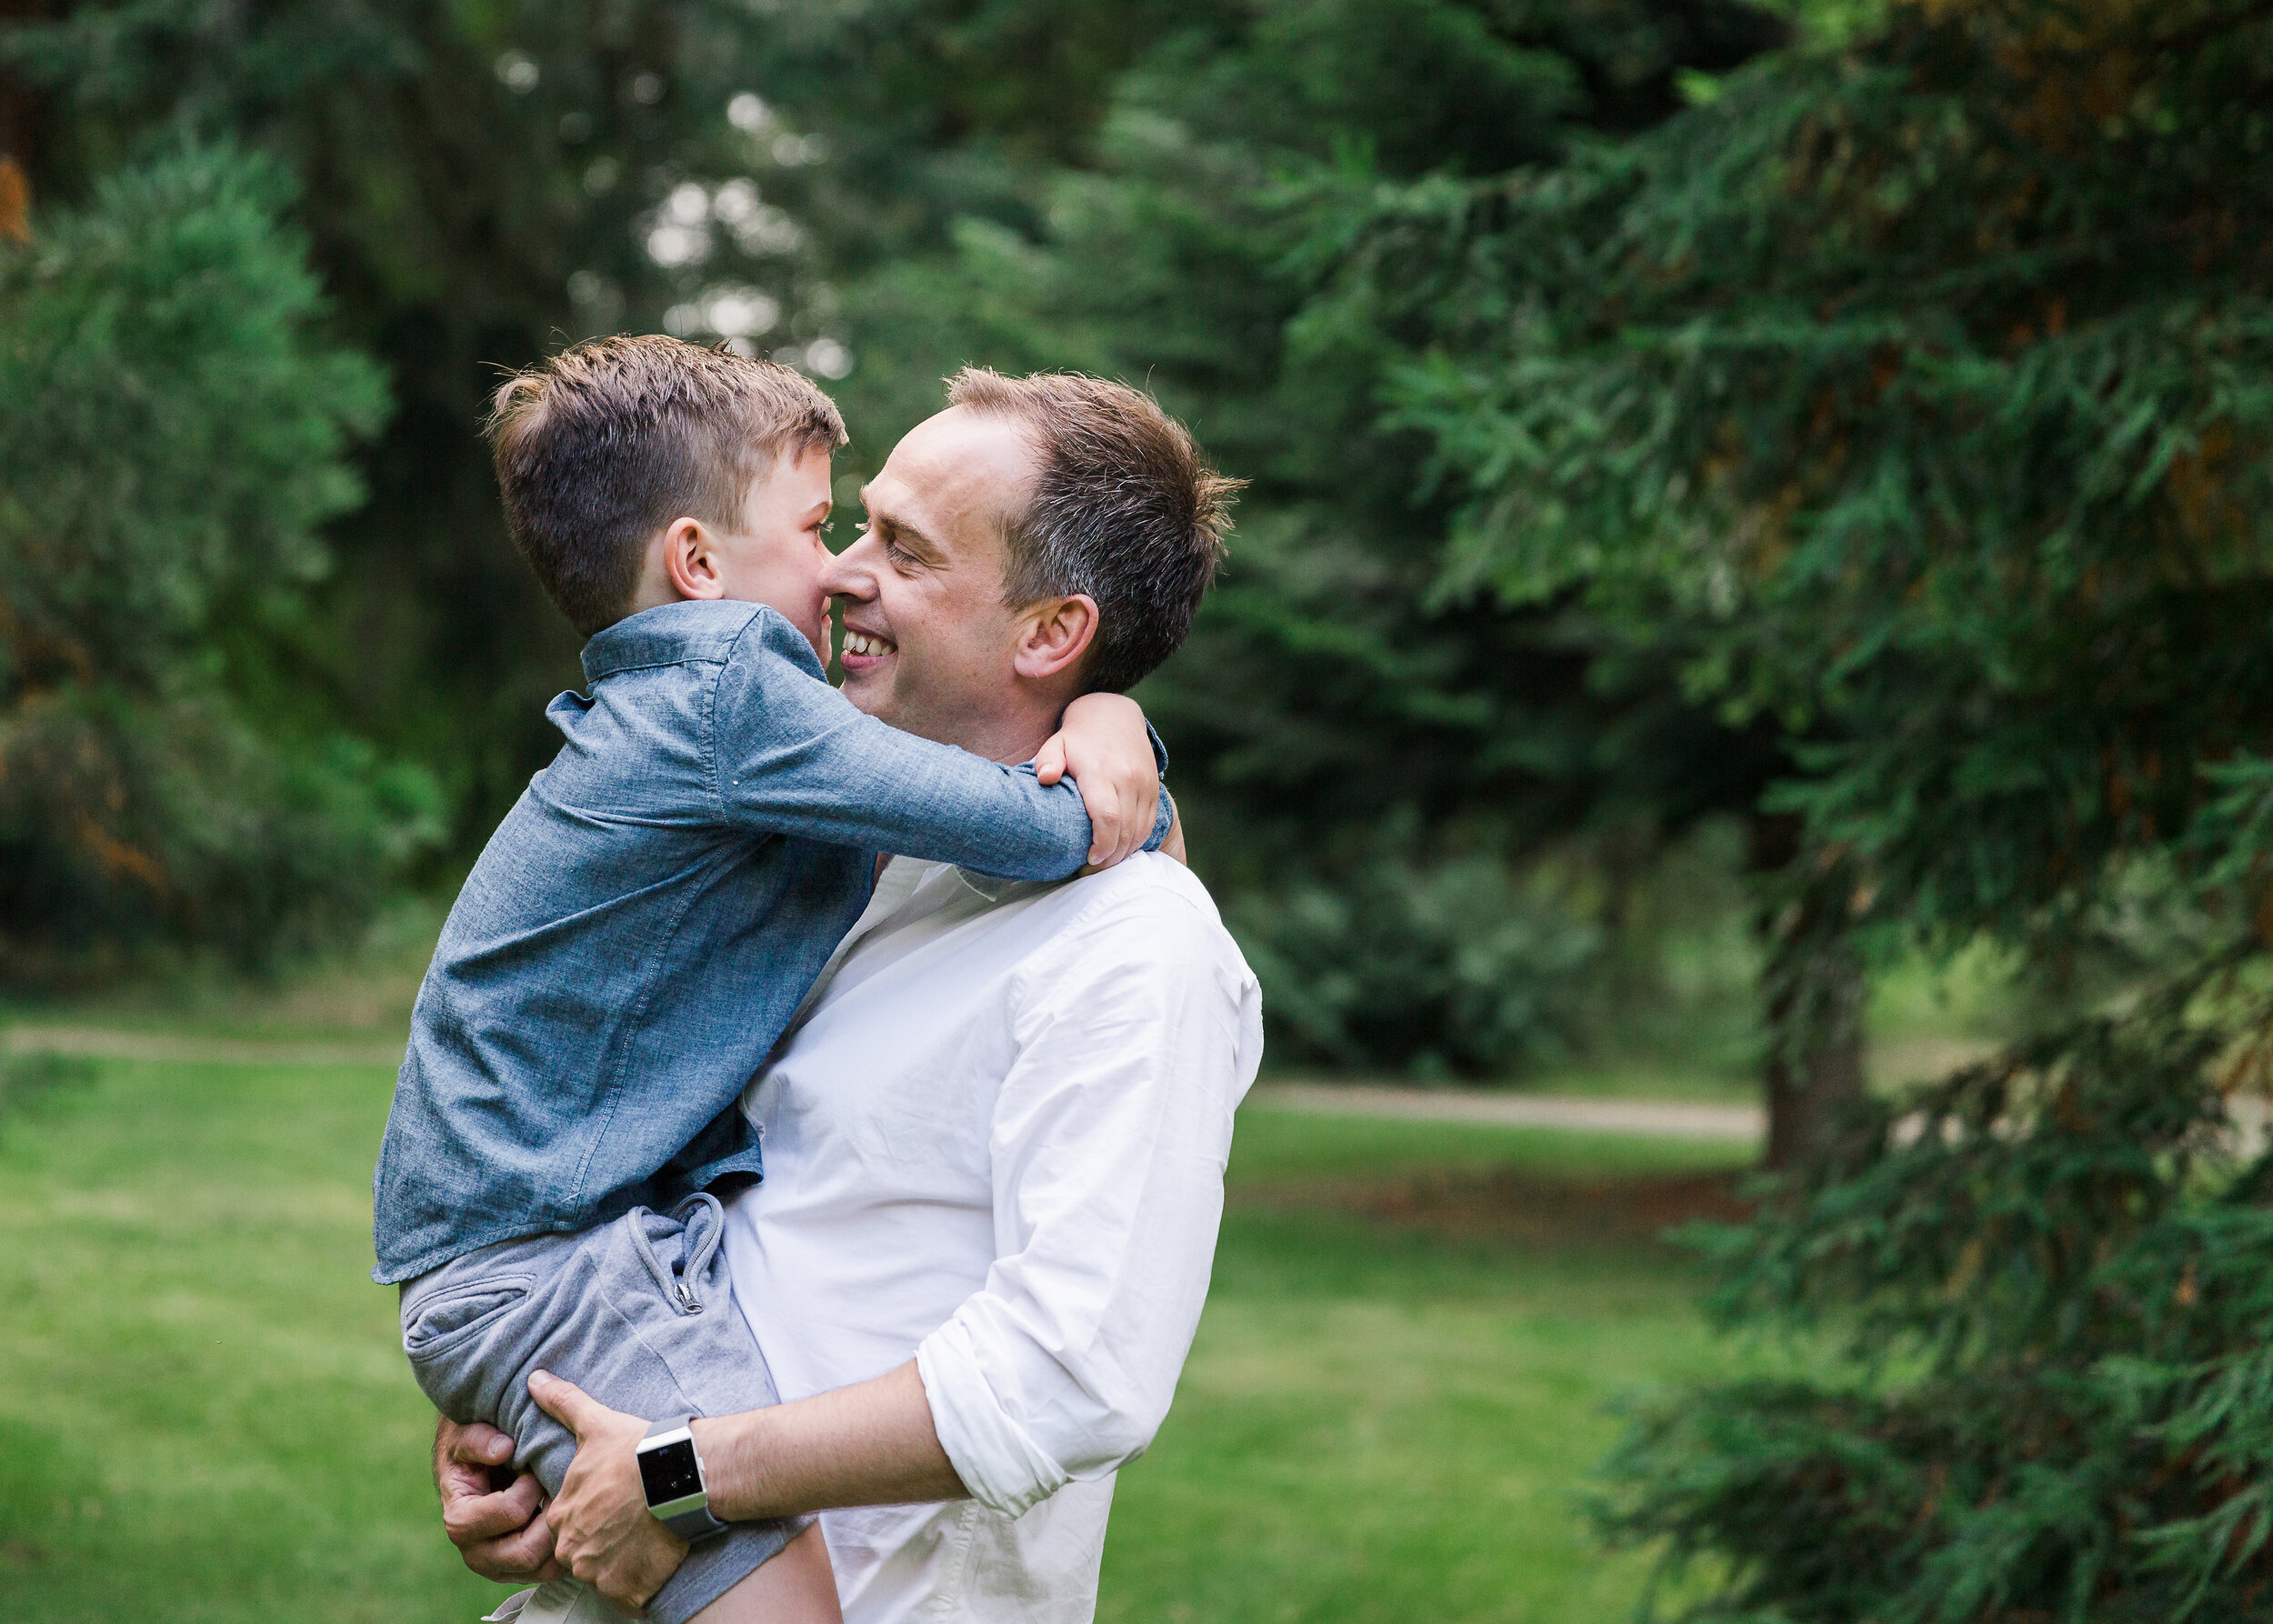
[1032,693,1158,868]
[434,1415,564,1583]
[528,1369,689,1617]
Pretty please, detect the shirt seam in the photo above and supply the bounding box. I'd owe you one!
[707,605,835,826]
[562,841,732,1208]
[918,1500,983,1620]
[1000,870,1221,1022]
[702,637,731,822]
[584,652,726,682]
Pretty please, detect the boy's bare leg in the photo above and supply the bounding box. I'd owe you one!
[689,1524,840,1624]
[500,1525,836,1624]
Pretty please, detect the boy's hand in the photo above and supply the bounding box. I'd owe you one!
[1033,693,1159,868]
[434,1415,563,1583]
[529,1370,689,1617]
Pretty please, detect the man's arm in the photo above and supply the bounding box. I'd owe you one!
[441,1364,961,1609]
[533,1360,962,1533]
[524,1363,959,1611]
[696,1361,964,1514]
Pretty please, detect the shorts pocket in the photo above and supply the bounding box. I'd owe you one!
[403,1274,535,1360]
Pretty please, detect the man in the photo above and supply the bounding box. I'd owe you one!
[435,369,1263,1624]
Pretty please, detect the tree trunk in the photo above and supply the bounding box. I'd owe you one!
[1761,919,1866,1168]
[0,0,50,242]
[1750,812,1869,1169]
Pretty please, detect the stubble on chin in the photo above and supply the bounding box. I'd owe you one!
[840,669,894,723]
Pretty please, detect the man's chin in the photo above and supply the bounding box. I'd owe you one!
[837,663,895,719]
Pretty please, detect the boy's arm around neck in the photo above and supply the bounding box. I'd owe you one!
[708,611,1167,878]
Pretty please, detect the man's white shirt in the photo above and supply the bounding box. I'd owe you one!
[724,851,1262,1624]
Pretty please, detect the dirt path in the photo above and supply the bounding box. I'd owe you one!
[3,1025,406,1069]
[1248,1082,1763,1140]
[9,1025,1761,1140]
[32,1026,2258,1154]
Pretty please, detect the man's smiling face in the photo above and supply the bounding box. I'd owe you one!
[824,406,1040,744]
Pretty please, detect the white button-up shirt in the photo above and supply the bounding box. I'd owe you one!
[724,852,1262,1624]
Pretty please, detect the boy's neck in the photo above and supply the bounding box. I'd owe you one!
[623,573,688,620]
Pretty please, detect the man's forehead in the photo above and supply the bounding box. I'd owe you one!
[863,409,1033,536]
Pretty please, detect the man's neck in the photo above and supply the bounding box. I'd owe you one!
[960,715,1059,767]
[895,688,1067,767]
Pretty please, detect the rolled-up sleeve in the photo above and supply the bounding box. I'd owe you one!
[913,889,1262,1519]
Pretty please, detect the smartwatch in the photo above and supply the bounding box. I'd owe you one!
[637,1415,731,1543]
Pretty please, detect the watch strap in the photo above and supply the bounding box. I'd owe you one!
[641,1414,730,1542]
[662,1502,731,1542]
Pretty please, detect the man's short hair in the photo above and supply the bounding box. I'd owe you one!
[946,368,1239,694]
[487,335,847,637]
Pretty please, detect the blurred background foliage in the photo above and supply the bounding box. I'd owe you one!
[10,2,2273,1615]
[0,140,435,976]
[0,0,1797,1076]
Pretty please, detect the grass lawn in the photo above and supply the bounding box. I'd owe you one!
[0,1053,1766,1622]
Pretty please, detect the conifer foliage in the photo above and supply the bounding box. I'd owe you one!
[0,145,434,976]
[1368,0,2273,1613]
[809,0,1793,1073]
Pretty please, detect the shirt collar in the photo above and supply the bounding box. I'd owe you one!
[951,869,1062,906]
[579,601,824,686]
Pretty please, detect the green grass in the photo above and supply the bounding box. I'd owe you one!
[0,897,444,1042]
[0,1057,490,1620]
[0,1054,1765,1622]
[1099,1211,1740,1624]
[1098,1113,1764,1623]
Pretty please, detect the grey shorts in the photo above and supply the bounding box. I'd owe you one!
[400,1193,801,1624]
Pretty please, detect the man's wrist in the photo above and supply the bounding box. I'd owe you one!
[687,1411,776,1522]
[679,1362,965,1522]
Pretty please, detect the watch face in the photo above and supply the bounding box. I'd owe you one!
[638,1439,704,1506]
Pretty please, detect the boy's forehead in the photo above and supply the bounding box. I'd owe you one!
[753,441,835,506]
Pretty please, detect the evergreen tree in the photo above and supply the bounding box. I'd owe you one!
[2,1,860,830]
[1372,0,2273,1610]
[807,0,1792,1072]
[0,143,436,975]
[7,0,1797,1054]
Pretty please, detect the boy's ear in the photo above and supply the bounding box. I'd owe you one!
[660,517,724,601]
[1012,595,1099,683]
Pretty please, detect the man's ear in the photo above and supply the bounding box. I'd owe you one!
[659,517,724,601]
[1011,595,1099,682]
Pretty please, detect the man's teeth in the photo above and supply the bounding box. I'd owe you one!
[842,631,895,658]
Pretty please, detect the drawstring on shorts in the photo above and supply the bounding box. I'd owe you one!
[627,1191,726,1315]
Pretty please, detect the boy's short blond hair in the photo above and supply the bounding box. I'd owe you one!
[488,336,847,637]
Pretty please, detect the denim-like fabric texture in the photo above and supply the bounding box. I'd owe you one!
[372,599,1168,1282]
[401,1195,800,1624]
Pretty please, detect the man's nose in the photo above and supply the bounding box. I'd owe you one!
[819,538,877,600]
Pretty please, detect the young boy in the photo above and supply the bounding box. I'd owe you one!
[373,337,1173,1624]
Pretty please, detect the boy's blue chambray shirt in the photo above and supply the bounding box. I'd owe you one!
[372,599,1169,1284]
